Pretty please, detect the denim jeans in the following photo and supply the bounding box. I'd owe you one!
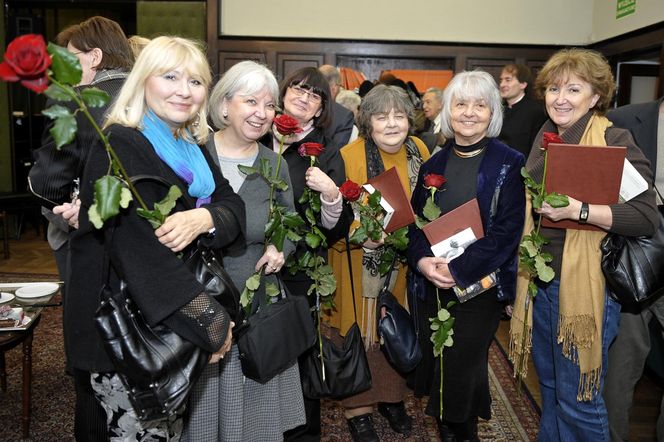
[532,280,620,442]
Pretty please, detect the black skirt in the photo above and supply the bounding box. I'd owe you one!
[413,284,502,422]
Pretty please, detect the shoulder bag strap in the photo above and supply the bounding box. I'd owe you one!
[344,233,359,324]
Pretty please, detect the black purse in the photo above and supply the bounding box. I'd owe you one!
[601,186,664,306]
[94,228,209,422]
[376,264,422,373]
[235,275,316,383]
[300,235,372,399]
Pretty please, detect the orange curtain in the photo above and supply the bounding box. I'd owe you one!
[381,69,454,92]
[339,67,366,92]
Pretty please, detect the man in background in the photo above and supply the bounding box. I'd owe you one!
[319,64,355,150]
[604,95,664,442]
[421,87,444,135]
[498,63,547,157]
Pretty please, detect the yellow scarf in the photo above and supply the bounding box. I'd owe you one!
[509,114,611,401]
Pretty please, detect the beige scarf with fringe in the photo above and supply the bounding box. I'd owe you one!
[509,114,611,401]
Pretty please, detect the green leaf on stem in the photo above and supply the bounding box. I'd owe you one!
[238,165,259,176]
[80,87,110,108]
[415,215,428,229]
[46,110,77,148]
[532,193,544,209]
[423,197,441,222]
[265,282,279,299]
[44,83,75,102]
[119,187,132,209]
[385,227,408,250]
[349,225,367,245]
[136,185,182,228]
[282,211,305,229]
[88,175,124,229]
[305,232,322,249]
[545,192,569,208]
[47,43,82,85]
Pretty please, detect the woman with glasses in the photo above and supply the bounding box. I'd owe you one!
[260,67,352,440]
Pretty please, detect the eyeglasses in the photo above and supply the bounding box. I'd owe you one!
[289,82,323,104]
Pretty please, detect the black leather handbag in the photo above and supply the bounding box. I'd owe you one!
[601,188,664,307]
[300,235,372,399]
[376,265,422,373]
[94,227,210,422]
[235,276,316,383]
[95,280,209,421]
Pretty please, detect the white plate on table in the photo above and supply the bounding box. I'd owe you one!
[15,282,59,299]
[0,292,15,305]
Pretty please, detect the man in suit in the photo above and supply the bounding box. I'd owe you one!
[319,64,354,150]
[604,95,664,442]
[421,87,444,134]
[498,64,547,157]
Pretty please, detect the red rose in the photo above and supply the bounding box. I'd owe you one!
[273,114,302,136]
[541,132,563,150]
[339,180,363,202]
[300,142,324,157]
[0,34,51,93]
[424,173,446,189]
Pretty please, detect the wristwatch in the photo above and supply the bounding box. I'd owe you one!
[579,202,589,224]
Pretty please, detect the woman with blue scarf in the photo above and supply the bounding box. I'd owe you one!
[66,36,246,440]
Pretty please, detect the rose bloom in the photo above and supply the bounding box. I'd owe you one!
[0,34,51,93]
[424,173,447,189]
[300,142,324,157]
[339,180,363,202]
[541,132,563,150]
[273,113,302,136]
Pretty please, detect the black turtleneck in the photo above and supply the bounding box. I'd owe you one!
[439,137,489,215]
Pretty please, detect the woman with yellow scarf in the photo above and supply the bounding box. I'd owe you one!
[509,48,659,441]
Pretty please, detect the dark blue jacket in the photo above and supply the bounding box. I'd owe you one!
[407,138,525,301]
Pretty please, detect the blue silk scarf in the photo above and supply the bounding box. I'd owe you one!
[141,111,214,207]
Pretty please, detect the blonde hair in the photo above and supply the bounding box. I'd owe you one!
[127,35,150,58]
[104,36,212,143]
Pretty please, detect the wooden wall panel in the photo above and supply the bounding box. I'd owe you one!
[277,53,325,79]
[217,51,266,74]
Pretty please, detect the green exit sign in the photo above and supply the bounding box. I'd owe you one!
[616,0,636,19]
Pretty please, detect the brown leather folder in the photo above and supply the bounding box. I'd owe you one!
[366,167,416,233]
[542,143,626,231]
[422,198,484,245]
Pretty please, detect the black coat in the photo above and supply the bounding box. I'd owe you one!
[66,125,246,372]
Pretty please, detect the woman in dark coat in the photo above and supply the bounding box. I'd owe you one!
[407,70,526,442]
[65,36,245,440]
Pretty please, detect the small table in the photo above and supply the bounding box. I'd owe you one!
[0,314,42,439]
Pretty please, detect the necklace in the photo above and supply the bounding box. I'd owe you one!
[453,146,485,158]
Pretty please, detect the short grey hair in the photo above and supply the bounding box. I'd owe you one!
[424,87,444,102]
[439,70,503,139]
[209,60,279,129]
[357,84,414,140]
[336,89,361,112]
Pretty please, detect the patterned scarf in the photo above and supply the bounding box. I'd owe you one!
[140,111,214,207]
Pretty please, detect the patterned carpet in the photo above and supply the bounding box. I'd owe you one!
[0,272,539,441]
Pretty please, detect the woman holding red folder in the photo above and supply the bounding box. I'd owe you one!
[407,70,526,442]
[509,48,659,442]
[327,84,430,441]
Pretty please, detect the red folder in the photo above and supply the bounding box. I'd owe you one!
[422,198,484,245]
[542,143,626,231]
[366,167,416,233]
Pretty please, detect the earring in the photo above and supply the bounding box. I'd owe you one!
[223,111,228,119]
[192,115,200,128]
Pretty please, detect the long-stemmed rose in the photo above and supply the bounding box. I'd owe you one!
[237,115,307,313]
[411,171,456,418]
[512,132,569,392]
[0,35,176,229]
